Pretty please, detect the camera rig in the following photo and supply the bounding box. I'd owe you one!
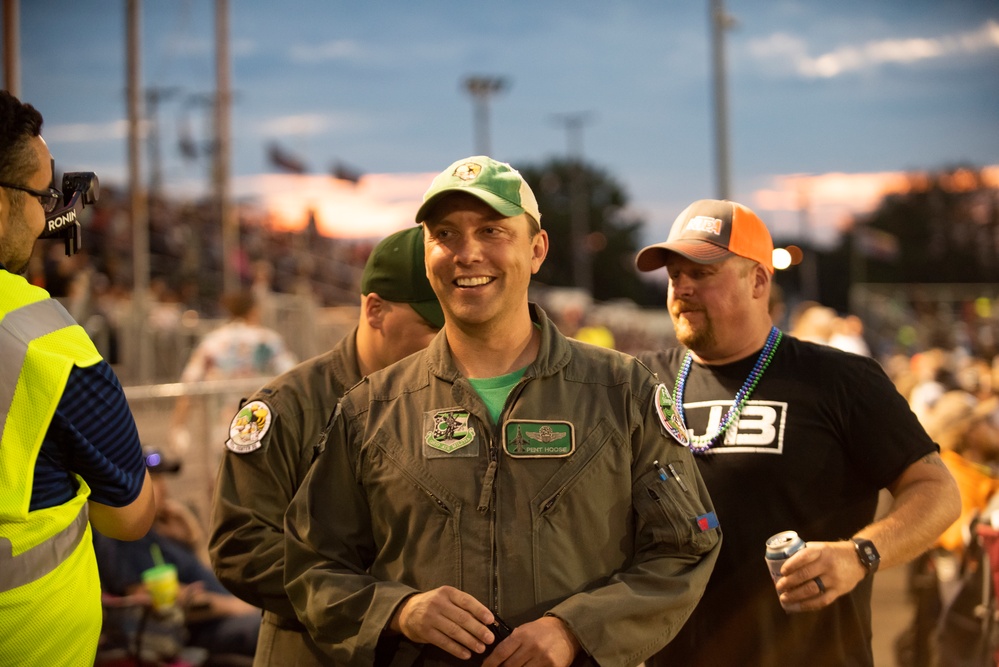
[38,171,100,256]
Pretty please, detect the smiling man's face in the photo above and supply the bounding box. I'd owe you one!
[422,193,547,333]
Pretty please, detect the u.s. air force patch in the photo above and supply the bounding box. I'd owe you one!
[654,383,689,446]
[423,408,478,458]
[226,400,273,453]
[503,420,574,458]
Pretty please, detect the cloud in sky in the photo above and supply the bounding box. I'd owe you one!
[164,34,256,59]
[750,19,999,78]
[256,114,333,137]
[254,112,369,138]
[43,120,134,143]
[288,39,364,64]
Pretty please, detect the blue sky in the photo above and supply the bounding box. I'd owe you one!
[8,0,999,246]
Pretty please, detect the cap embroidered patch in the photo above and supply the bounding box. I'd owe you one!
[654,384,689,446]
[454,162,482,181]
[686,215,723,235]
[503,421,574,458]
[424,409,476,454]
[694,511,719,532]
[226,400,273,454]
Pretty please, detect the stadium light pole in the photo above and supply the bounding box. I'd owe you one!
[3,0,19,96]
[710,0,736,201]
[215,0,237,294]
[553,112,594,294]
[463,76,506,156]
[126,0,154,382]
[146,86,180,200]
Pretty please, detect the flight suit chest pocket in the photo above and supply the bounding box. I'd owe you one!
[633,462,716,553]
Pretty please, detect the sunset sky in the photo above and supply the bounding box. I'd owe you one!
[8,0,998,247]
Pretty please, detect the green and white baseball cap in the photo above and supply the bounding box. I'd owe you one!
[415,156,541,229]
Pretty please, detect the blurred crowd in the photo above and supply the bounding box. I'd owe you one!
[136,282,999,665]
[781,301,999,667]
[34,187,999,595]
[785,300,999,550]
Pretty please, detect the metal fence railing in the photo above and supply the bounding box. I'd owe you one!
[123,377,279,529]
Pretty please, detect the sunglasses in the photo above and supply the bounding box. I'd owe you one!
[0,182,63,213]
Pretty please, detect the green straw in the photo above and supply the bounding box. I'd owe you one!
[150,543,166,568]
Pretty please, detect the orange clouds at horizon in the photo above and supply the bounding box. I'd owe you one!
[237,172,435,239]
[753,165,999,240]
[236,165,999,243]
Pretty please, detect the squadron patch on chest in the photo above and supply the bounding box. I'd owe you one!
[654,383,689,447]
[226,400,272,453]
[503,420,574,458]
[424,408,477,456]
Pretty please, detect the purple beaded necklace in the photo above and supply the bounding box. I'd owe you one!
[672,326,783,453]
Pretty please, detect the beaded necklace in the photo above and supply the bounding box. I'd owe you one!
[673,326,783,453]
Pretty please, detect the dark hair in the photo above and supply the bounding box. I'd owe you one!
[221,290,257,319]
[0,90,44,185]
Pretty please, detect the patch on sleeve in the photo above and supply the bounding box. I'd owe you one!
[694,511,719,532]
[225,400,273,453]
[654,383,689,446]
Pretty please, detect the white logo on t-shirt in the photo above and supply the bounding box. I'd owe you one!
[682,400,787,454]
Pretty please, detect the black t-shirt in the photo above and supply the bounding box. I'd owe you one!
[639,335,936,667]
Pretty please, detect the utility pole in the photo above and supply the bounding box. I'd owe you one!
[3,0,19,96]
[126,0,152,382]
[215,0,237,294]
[710,0,736,201]
[462,76,506,156]
[553,112,594,294]
[146,86,180,201]
[796,181,820,301]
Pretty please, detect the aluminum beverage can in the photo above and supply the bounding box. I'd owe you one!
[765,530,805,612]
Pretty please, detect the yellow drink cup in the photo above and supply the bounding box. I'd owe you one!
[142,563,179,612]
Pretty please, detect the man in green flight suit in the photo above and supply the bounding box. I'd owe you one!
[285,156,722,666]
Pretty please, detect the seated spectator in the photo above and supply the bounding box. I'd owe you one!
[925,391,999,555]
[829,314,872,357]
[94,450,260,660]
[787,300,836,344]
[171,290,297,455]
[908,348,958,426]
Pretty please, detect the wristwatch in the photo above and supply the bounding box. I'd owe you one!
[852,538,880,574]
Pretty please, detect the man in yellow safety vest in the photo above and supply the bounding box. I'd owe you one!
[0,90,156,666]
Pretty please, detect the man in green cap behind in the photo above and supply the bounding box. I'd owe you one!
[285,156,721,666]
[209,226,445,667]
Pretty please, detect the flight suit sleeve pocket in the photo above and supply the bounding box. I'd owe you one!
[633,464,718,554]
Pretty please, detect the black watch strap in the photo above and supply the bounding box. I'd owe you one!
[852,537,880,574]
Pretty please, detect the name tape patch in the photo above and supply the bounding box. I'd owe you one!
[503,420,575,458]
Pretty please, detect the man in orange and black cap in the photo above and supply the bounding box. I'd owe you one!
[636,199,959,667]
[209,226,444,667]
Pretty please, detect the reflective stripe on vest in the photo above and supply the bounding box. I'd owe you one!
[0,502,89,593]
[0,297,78,446]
